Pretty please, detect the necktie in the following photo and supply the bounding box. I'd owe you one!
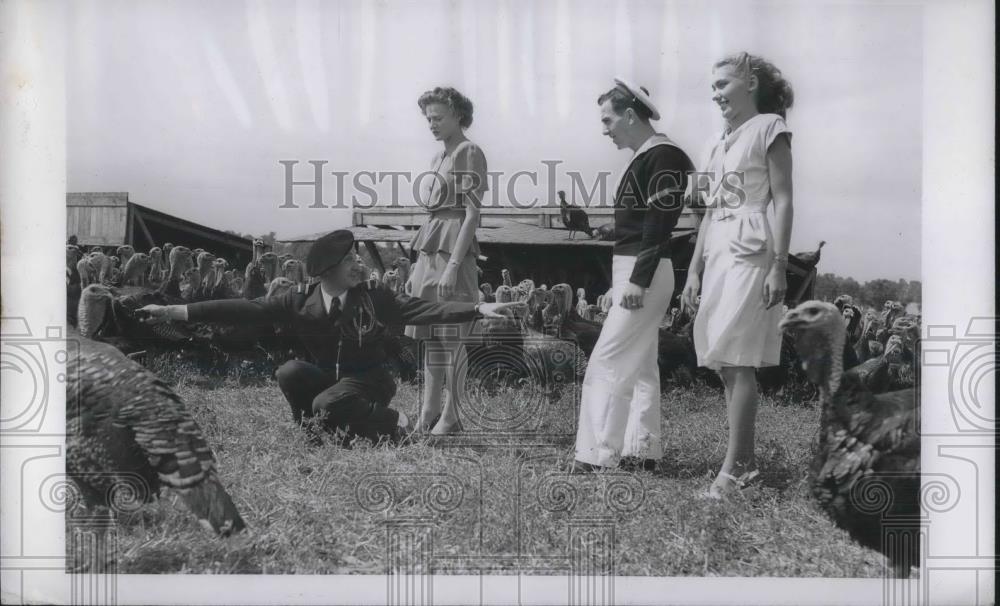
[329,296,341,317]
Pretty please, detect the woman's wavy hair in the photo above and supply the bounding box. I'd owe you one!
[714,52,794,118]
[417,86,475,128]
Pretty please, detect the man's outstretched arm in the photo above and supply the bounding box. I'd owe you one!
[388,287,522,325]
[140,294,291,326]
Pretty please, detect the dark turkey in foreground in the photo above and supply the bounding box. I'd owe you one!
[67,285,247,536]
[779,301,919,578]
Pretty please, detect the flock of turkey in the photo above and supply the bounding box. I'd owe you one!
[64,237,922,577]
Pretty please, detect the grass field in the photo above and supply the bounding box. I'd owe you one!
[67,362,889,578]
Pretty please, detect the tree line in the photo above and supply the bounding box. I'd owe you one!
[814,273,921,308]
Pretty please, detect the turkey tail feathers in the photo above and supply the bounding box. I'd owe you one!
[177,477,247,537]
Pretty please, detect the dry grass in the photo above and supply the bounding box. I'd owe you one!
[66,363,887,577]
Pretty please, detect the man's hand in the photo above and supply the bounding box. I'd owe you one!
[477,301,525,318]
[138,304,187,324]
[620,283,645,310]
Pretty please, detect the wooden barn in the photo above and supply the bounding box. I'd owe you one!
[278,206,819,305]
[66,192,254,267]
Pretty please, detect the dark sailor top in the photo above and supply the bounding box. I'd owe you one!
[186,280,479,376]
[612,134,694,288]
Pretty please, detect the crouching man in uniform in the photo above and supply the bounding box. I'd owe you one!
[140,229,520,445]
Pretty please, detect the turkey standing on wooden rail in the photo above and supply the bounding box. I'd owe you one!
[68,285,247,536]
[557,190,594,239]
[779,301,919,578]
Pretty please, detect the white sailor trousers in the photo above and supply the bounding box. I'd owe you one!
[574,255,674,467]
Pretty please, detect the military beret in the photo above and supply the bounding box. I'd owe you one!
[306,230,354,277]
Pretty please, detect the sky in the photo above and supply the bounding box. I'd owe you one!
[66,0,922,282]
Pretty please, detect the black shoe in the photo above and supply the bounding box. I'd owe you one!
[618,456,658,472]
[565,460,607,474]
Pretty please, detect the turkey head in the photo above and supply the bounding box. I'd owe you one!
[77,284,114,339]
[778,301,845,395]
[259,252,279,284]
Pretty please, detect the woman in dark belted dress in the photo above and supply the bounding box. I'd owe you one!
[406,87,488,435]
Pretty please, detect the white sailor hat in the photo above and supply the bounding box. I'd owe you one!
[613,77,660,121]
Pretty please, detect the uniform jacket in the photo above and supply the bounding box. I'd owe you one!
[612,135,694,288]
[186,280,478,374]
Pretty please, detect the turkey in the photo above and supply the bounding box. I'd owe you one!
[259,252,280,285]
[67,245,84,324]
[181,267,202,302]
[244,239,267,296]
[574,288,588,318]
[523,287,551,332]
[779,301,919,578]
[68,285,247,536]
[841,304,862,342]
[77,255,96,287]
[479,283,495,303]
[382,268,401,293]
[89,251,112,284]
[845,334,897,394]
[557,190,593,239]
[266,277,295,299]
[755,330,813,398]
[116,245,135,267]
[75,284,198,355]
[147,247,165,285]
[654,322,699,387]
[193,252,217,301]
[163,246,194,298]
[833,294,854,312]
[854,310,881,363]
[121,252,151,287]
[541,288,602,358]
[516,279,535,302]
[521,330,588,399]
[594,222,615,241]
[229,274,245,298]
[581,304,600,322]
[207,258,232,299]
[243,263,268,300]
[792,240,826,271]
[883,335,916,391]
[466,284,525,390]
[889,314,921,386]
[392,257,411,293]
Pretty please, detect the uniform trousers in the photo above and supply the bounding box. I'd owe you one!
[275,360,399,442]
[574,256,674,468]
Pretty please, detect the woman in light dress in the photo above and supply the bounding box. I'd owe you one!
[682,52,795,498]
[406,87,488,435]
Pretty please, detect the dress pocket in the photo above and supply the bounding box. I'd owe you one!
[728,214,768,258]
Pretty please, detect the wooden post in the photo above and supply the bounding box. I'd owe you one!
[132,207,156,249]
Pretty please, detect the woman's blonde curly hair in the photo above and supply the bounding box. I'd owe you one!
[715,52,795,118]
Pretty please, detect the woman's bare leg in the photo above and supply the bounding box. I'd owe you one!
[710,366,759,495]
[432,339,467,434]
[420,340,446,431]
